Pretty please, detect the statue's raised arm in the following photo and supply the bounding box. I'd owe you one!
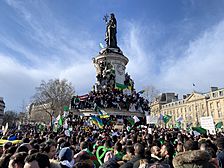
[105,13,117,48]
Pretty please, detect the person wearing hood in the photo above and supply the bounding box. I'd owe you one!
[58,147,74,168]
[172,150,216,168]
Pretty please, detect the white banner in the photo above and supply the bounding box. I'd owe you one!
[115,64,125,84]
[133,116,140,123]
[200,116,216,135]
[146,116,158,124]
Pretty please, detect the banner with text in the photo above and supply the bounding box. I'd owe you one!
[200,116,216,135]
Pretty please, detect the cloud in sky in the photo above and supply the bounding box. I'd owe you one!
[121,18,224,95]
[1,0,224,111]
[159,19,224,94]
[1,0,97,111]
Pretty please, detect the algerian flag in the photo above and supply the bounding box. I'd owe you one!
[133,116,140,123]
[56,114,63,127]
[215,121,223,129]
[175,121,181,129]
[63,106,69,117]
[163,115,172,124]
[127,117,135,126]
[115,83,127,90]
[192,127,207,135]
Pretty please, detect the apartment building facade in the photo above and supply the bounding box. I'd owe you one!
[0,97,5,125]
[150,87,224,128]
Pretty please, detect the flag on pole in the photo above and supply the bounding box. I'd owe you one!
[192,127,207,135]
[56,114,63,127]
[79,94,89,101]
[133,116,140,123]
[115,83,127,90]
[63,106,69,117]
[98,109,110,119]
[94,105,110,118]
[175,121,181,129]
[163,115,172,124]
[215,121,223,129]
[91,116,104,129]
[127,117,135,126]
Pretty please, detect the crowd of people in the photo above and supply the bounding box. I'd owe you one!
[0,116,224,168]
[71,88,149,113]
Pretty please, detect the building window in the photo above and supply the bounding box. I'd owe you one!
[201,104,204,110]
[211,111,214,117]
[218,111,222,118]
[219,91,223,96]
[202,112,205,117]
[195,105,198,111]
[217,102,220,108]
[210,103,213,110]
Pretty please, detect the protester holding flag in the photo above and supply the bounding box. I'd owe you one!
[70,87,150,113]
[91,115,104,129]
[2,105,224,168]
[215,121,223,129]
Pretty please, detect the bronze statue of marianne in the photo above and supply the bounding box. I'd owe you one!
[104,13,117,48]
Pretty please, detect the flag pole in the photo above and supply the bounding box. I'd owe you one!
[192,83,196,92]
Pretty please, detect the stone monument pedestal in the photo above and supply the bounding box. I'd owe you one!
[93,47,129,90]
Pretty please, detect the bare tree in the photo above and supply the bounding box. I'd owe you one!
[142,85,160,103]
[31,79,75,123]
[3,110,18,128]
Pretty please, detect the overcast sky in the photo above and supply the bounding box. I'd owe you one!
[1,0,224,111]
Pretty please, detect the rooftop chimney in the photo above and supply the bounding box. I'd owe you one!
[211,87,218,92]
